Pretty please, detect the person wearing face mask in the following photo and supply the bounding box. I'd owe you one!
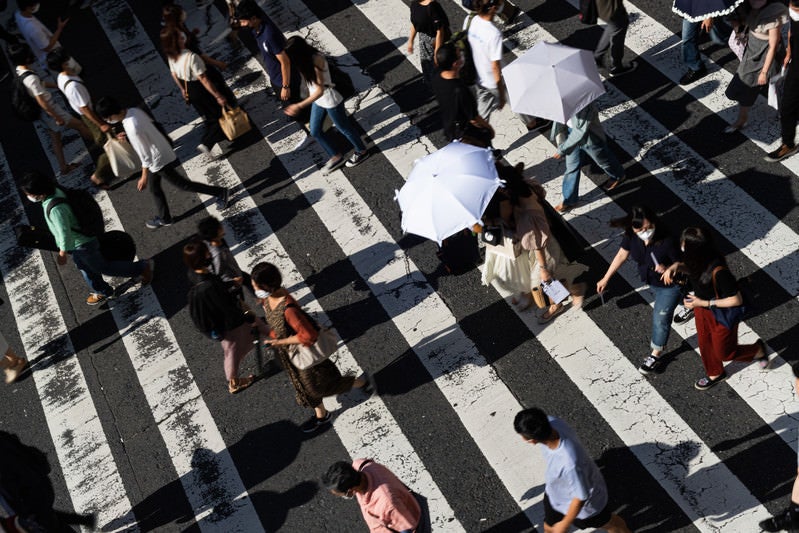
[185,240,267,394]
[95,95,232,229]
[47,47,112,190]
[251,262,373,433]
[19,170,153,306]
[321,459,425,533]
[724,0,788,133]
[550,102,626,213]
[14,0,69,72]
[662,227,769,390]
[765,0,799,161]
[596,206,682,374]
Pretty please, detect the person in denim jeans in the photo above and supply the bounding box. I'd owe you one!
[678,17,732,85]
[596,206,682,375]
[283,36,369,175]
[550,102,624,212]
[20,170,152,306]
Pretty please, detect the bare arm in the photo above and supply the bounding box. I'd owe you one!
[276,50,292,100]
[758,26,782,85]
[597,247,630,293]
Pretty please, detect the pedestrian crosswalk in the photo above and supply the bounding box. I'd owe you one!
[0,0,797,531]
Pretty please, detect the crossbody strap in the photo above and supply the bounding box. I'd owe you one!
[710,265,726,299]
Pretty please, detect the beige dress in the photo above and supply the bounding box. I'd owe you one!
[513,194,587,288]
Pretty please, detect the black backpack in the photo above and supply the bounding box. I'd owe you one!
[461,0,476,9]
[46,188,105,237]
[11,71,41,121]
[579,0,598,24]
[447,13,478,86]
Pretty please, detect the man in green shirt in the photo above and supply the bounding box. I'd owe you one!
[20,171,153,305]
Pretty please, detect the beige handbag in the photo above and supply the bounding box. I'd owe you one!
[103,134,141,178]
[219,105,251,141]
[289,327,339,370]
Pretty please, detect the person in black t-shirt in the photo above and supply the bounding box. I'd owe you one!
[431,42,493,144]
[662,227,769,391]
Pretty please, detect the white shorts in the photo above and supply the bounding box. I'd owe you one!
[40,103,74,131]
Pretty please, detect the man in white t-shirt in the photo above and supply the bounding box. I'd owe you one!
[515,408,631,533]
[96,96,232,229]
[9,44,90,176]
[465,0,548,131]
[48,48,112,188]
[14,0,69,71]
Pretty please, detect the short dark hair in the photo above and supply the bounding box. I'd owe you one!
[19,170,56,197]
[183,239,209,270]
[95,96,123,119]
[251,262,282,292]
[477,0,500,14]
[18,0,40,10]
[435,42,458,71]
[513,408,552,441]
[9,44,35,67]
[235,0,262,20]
[321,461,361,492]
[196,216,223,241]
[46,47,70,72]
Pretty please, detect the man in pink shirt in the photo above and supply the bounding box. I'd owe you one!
[322,459,424,532]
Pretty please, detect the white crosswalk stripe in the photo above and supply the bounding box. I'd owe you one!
[0,0,796,531]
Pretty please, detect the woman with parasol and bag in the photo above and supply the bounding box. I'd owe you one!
[723,0,788,132]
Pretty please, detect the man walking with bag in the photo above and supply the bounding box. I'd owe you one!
[20,171,152,305]
[765,0,799,162]
[95,96,231,229]
[514,407,632,533]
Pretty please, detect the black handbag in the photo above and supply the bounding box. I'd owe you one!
[579,0,598,24]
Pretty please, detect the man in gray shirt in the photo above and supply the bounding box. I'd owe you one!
[514,408,631,533]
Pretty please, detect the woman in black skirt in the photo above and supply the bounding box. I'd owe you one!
[161,26,235,156]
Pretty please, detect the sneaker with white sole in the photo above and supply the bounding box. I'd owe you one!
[86,293,108,306]
[673,305,694,324]
[639,354,662,375]
[299,412,332,433]
[321,156,345,175]
[145,217,172,229]
[345,151,369,167]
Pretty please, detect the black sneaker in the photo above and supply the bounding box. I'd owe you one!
[300,412,331,433]
[694,371,728,391]
[609,61,638,78]
[639,354,662,375]
[679,66,707,85]
[360,373,378,397]
[673,305,694,324]
[765,144,798,162]
[760,510,799,532]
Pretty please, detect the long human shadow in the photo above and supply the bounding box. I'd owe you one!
[103,420,314,532]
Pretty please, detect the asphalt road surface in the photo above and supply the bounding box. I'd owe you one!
[0,0,798,531]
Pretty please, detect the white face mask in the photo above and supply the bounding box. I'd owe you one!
[790,8,799,21]
[105,117,120,124]
[180,10,187,23]
[637,228,655,242]
[254,289,270,299]
[680,245,686,253]
[26,194,42,203]
[31,4,40,13]
[65,57,82,75]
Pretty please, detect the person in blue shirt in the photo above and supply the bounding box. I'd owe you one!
[235,0,299,105]
[515,408,631,533]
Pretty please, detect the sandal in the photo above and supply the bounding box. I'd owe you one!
[753,339,771,370]
[694,371,728,391]
[537,304,566,324]
[228,374,255,394]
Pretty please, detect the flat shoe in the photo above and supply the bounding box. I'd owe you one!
[723,123,746,134]
[229,374,255,394]
[694,371,728,391]
[753,339,771,369]
[603,178,623,191]
[538,304,566,324]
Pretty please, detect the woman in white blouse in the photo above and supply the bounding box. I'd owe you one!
[282,36,369,175]
[161,26,234,156]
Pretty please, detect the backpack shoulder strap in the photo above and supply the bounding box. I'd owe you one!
[19,70,35,81]
[357,459,373,472]
[45,196,66,218]
[63,78,85,90]
[466,12,477,31]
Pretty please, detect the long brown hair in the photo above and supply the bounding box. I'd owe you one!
[160,26,185,60]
